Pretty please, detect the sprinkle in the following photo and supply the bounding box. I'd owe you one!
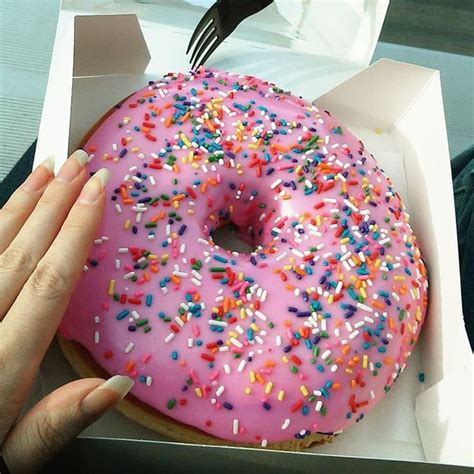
[116,310,129,320]
[107,279,116,295]
[344,199,359,212]
[321,350,331,360]
[270,178,282,189]
[300,385,309,396]
[281,419,291,430]
[349,330,360,340]
[232,419,239,435]
[357,302,373,313]
[230,338,243,348]
[209,320,228,328]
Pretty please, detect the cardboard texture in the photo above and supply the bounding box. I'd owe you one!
[73,14,150,76]
[33,4,472,470]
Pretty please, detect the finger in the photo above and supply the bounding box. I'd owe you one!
[2,376,134,473]
[0,149,90,320]
[0,157,55,253]
[0,169,110,424]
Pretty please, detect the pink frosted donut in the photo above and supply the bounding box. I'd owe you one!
[60,68,428,447]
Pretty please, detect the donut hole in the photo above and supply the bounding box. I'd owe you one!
[210,222,255,254]
[204,186,280,255]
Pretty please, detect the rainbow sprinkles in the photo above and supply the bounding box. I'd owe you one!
[60,68,428,447]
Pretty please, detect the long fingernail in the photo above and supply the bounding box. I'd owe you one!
[97,375,135,396]
[56,149,89,183]
[81,376,134,418]
[77,168,110,204]
[23,156,55,192]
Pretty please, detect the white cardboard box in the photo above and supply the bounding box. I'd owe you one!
[33,3,472,469]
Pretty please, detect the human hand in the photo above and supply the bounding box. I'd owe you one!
[0,151,134,473]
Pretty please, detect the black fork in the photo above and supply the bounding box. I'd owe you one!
[186,0,274,70]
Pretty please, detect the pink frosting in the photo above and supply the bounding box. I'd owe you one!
[60,68,428,445]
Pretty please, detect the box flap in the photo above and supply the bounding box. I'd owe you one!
[69,74,154,153]
[315,59,439,130]
[73,14,150,77]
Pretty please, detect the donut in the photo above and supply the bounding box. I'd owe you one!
[59,68,428,449]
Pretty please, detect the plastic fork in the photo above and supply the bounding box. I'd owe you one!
[186,0,274,70]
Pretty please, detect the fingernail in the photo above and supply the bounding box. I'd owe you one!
[23,156,55,192]
[56,149,89,183]
[81,376,134,419]
[77,168,110,204]
[97,375,135,396]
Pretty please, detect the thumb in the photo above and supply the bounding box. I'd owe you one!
[2,376,134,473]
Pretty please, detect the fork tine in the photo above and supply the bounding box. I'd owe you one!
[190,23,216,68]
[186,3,217,55]
[191,34,219,70]
[189,20,215,65]
[192,35,222,70]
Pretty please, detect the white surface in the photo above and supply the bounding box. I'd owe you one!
[34,10,472,467]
